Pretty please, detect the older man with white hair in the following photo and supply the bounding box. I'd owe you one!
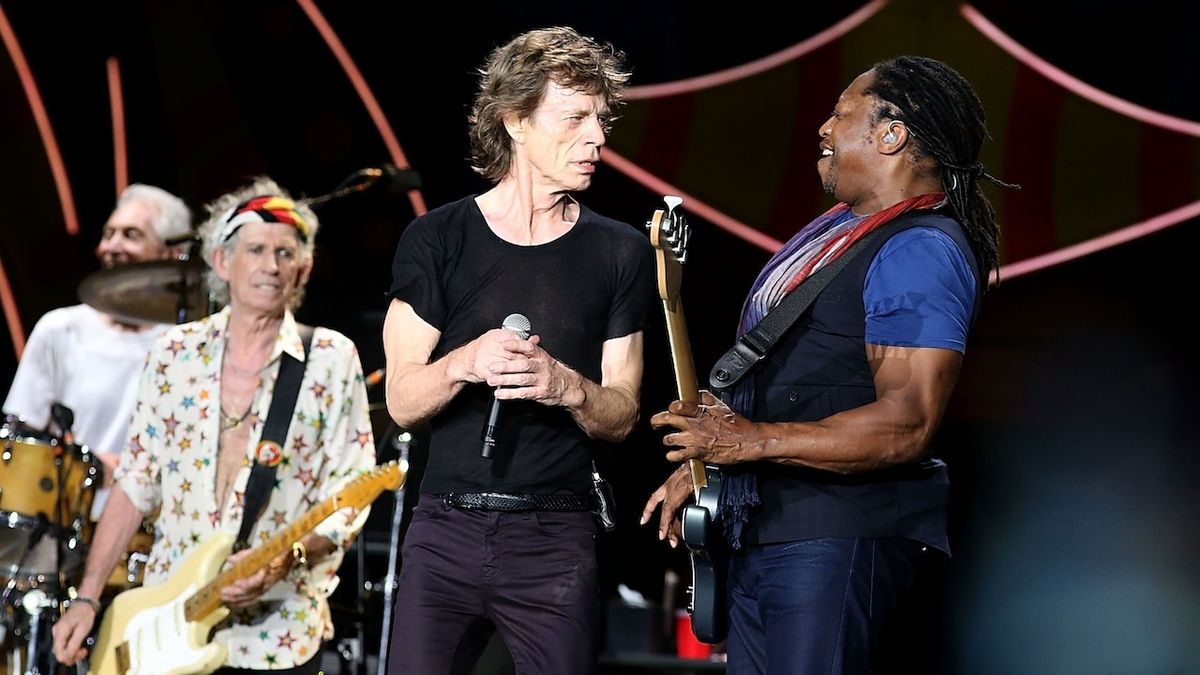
[4,183,193,477]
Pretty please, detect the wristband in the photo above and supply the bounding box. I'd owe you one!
[71,596,100,613]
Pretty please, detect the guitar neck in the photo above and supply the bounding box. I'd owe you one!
[662,298,709,492]
[183,496,340,621]
[664,300,699,403]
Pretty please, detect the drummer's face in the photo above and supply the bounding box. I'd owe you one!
[215,222,310,314]
[96,200,168,268]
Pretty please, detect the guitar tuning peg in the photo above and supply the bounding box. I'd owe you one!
[664,195,683,213]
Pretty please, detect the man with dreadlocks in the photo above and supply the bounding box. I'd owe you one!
[642,56,1012,673]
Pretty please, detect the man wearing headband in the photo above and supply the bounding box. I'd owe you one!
[53,177,375,674]
[642,56,1014,673]
[382,28,653,673]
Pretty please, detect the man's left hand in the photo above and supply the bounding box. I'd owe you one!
[650,390,762,465]
[220,548,293,608]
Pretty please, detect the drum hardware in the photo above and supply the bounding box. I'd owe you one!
[16,587,57,675]
[0,515,49,613]
[0,416,97,674]
[49,405,75,605]
[0,421,98,589]
[2,434,65,675]
[122,551,150,586]
[102,523,153,596]
[0,586,62,675]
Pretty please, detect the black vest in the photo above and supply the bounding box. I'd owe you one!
[743,211,981,553]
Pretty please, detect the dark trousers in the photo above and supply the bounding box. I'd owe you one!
[387,494,600,675]
[726,537,926,675]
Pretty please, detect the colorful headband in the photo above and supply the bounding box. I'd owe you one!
[215,195,310,244]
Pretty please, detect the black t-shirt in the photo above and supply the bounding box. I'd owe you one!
[389,196,654,495]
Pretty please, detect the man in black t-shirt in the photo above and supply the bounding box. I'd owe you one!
[382,27,653,674]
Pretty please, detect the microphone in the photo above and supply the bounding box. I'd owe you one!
[375,164,423,193]
[481,313,532,459]
[301,164,423,208]
[51,402,75,448]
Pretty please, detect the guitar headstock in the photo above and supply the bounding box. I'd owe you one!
[645,196,691,304]
[337,459,408,510]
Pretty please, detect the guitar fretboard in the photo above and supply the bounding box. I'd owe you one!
[181,462,400,621]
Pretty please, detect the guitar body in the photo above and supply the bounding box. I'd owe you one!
[91,533,234,675]
[88,461,405,675]
[681,466,727,643]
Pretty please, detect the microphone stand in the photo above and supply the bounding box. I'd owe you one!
[303,168,388,209]
[302,165,422,209]
[375,421,411,675]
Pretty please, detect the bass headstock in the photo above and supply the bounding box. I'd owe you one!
[645,196,690,304]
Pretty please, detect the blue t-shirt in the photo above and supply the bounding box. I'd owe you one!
[863,227,976,352]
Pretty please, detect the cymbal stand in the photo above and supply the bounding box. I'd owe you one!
[18,587,56,674]
[174,258,195,325]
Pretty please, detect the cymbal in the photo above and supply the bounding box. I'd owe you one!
[78,259,210,325]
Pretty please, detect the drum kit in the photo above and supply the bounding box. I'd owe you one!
[1,258,204,674]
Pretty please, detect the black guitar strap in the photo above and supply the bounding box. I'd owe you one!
[233,324,315,552]
[708,217,915,394]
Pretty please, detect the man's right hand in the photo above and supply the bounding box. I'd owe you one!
[450,328,529,384]
[52,601,96,665]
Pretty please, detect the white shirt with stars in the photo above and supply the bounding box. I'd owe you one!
[115,306,376,669]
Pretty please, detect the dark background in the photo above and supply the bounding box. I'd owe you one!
[1,1,1198,672]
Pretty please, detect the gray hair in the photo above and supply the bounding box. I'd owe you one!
[469,26,629,182]
[198,177,319,310]
[117,183,192,242]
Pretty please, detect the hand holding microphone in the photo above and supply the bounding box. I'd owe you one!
[481,313,532,459]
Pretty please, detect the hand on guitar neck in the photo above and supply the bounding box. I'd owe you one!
[652,391,762,466]
[640,391,759,543]
[219,533,331,607]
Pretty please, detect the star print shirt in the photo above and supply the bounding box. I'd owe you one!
[114,306,376,669]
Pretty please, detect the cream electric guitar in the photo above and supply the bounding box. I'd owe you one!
[90,460,406,675]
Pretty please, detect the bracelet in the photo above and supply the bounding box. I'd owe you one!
[71,596,100,613]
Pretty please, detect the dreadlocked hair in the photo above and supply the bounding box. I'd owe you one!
[865,55,1016,281]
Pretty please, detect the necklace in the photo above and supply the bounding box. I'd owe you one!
[219,404,253,433]
[224,360,264,377]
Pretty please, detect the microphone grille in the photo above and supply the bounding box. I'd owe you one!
[502,313,532,339]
